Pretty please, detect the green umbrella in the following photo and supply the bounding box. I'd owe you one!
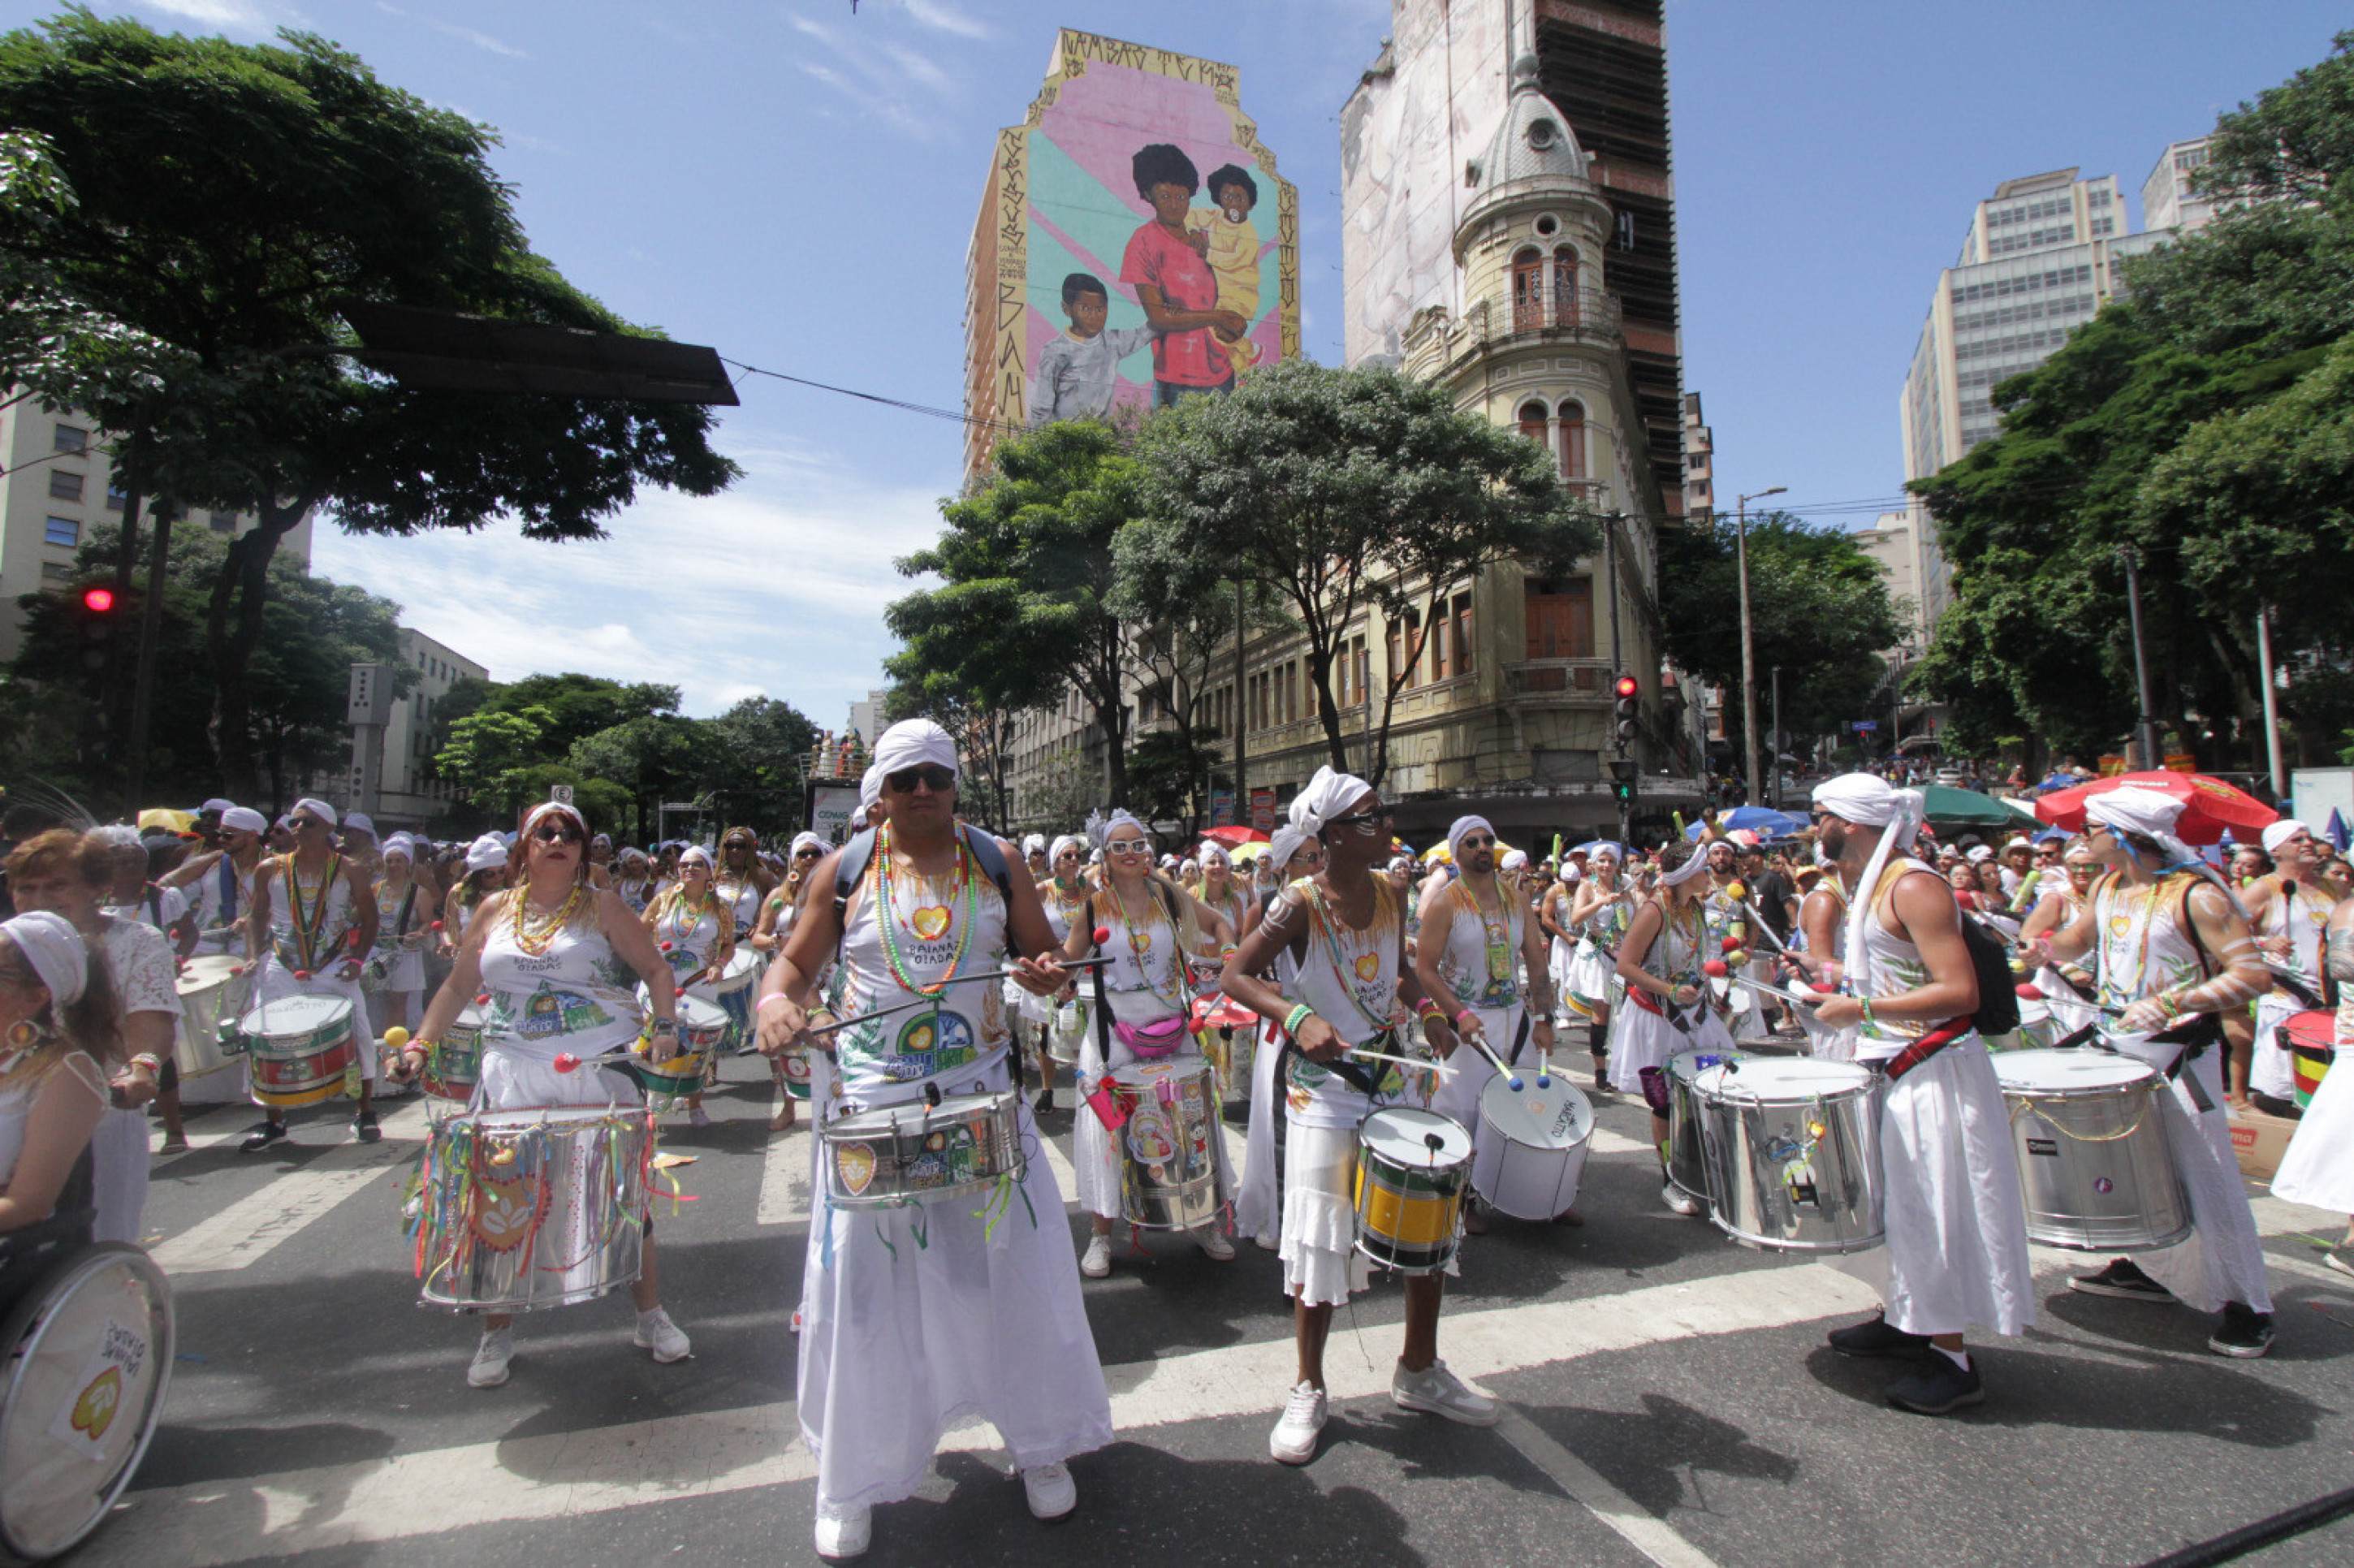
[1918,784,2014,828]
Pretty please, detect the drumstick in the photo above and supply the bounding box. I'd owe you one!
[1343,1046,1458,1081]
[1730,974,1818,1010]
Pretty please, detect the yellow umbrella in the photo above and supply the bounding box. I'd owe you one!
[1229,841,1268,862]
[137,808,197,835]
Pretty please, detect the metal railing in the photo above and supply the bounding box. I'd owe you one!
[1466,287,1623,345]
[1505,657,1613,697]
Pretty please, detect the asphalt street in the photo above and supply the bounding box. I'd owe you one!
[64,1040,2354,1568]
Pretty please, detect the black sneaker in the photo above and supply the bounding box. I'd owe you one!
[1828,1314,1933,1359]
[1032,1090,1056,1115]
[2208,1303,2274,1359]
[352,1109,381,1144]
[1885,1353,1984,1415]
[240,1121,287,1154]
[2068,1258,2171,1301]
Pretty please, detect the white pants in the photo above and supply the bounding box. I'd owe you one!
[2274,1024,2354,1213]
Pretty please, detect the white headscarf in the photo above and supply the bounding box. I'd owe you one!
[2,910,87,1007]
[343,811,376,838]
[464,834,508,873]
[677,844,715,872]
[2261,819,2309,857]
[292,797,339,828]
[200,797,235,815]
[89,824,142,853]
[1659,847,1712,888]
[2084,785,2198,867]
[1501,849,1529,873]
[1289,766,1371,837]
[788,831,823,859]
[857,763,883,814]
[1198,842,1229,873]
[1812,772,1927,991]
[1268,823,1308,874]
[221,806,267,836]
[382,834,416,863]
[1099,808,1149,844]
[1050,833,1086,865]
[1447,814,1494,855]
[872,719,957,780]
[1022,833,1047,857]
[518,801,585,847]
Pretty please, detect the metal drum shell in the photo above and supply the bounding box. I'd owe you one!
[820,1091,1026,1211]
[424,1004,486,1104]
[1666,1047,1749,1202]
[236,996,357,1110]
[1470,1073,1596,1221]
[418,1106,650,1314]
[1352,1107,1473,1274]
[1044,1000,1087,1068]
[1111,1060,1222,1230]
[1696,1058,1885,1255]
[1994,1048,2192,1252]
[171,955,252,1078]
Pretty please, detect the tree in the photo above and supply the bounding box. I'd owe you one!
[1133,359,1596,787]
[434,706,554,822]
[698,696,820,832]
[1126,729,1221,838]
[472,674,680,760]
[1653,512,1903,756]
[0,13,738,796]
[883,676,1020,833]
[568,715,700,842]
[887,421,1140,801]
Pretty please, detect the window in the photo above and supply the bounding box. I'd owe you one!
[1551,248,1579,326]
[52,424,87,454]
[47,469,82,502]
[1524,577,1594,660]
[105,485,126,511]
[1430,608,1449,682]
[45,516,79,548]
[1518,400,1547,452]
[1351,636,1369,707]
[1453,593,1475,676]
[1557,400,1586,480]
[1510,248,1544,332]
[1389,611,1424,691]
[208,513,234,534]
[40,562,73,584]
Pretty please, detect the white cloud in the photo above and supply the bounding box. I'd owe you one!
[784,7,954,140]
[375,2,529,59]
[136,0,273,30]
[897,0,992,40]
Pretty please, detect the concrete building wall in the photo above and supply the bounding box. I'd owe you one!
[361,628,488,830]
[2143,136,2216,233]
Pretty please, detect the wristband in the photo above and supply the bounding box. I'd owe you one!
[128,1053,162,1074]
[757,993,793,1013]
[652,1019,679,1035]
[1860,997,1877,1029]
[1284,1004,1314,1035]
[1415,997,1445,1022]
[1453,1007,1479,1031]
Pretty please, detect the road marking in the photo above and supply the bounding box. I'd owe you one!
[1494,1410,1720,1568]
[148,1100,429,1275]
[754,1125,814,1225]
[1038,1130,1080,1201]
[1592,1126,1653,1156]
[106,1263,1883,1564]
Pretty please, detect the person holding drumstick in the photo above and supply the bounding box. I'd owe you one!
[752,719,1108,1561]
[1563,844,1633,1089]
[749,832,827,1131]
[642,845,736,1129]
[1233,827,1324,1252]
[1223,768,1494,1468]
[240,800,380,1152]
[1613,839,1737,1217]
[393,800,689,1388]
[1030,834,1093,1113]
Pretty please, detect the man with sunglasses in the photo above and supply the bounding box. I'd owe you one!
[2242,819,2341,1113]
[1225,767,1498,1467]
[240,797,382,1151]
[754,719,1108,1561]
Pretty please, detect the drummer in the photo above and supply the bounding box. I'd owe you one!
[715,826,776,950]
[2015,840,2101,1045]
[752,718,1110,1559]
[239,799,382,1151]
[1613,840,1738,1218]
[442,836,510,954]
[749,832,827,1130]
[393,799,692,1389]
[1802,774,2035,1414]
[2241,819,2339,1115]
[0,911,121,1236]
[163,805,268,956]
[642,844,736,1130]
[2270,893,2354,1278]
[1563,843,1634,1090]
[1222,768,1494,1469]
[365,835,435,1064]
[1064,809,1237,1277]
[1783,856,1854,1059]
[1030,833,1093,1113]
[2022,786,2276,1357]
[1414,815,1561,1232]
[1233,826,1323,1252]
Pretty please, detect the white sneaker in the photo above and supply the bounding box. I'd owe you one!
[813,1497,871,1559]
[1022,1460,1078,1521]
[633,1307,692,1363]
[1391,1358,1501,1427]
[1080,1233,1112,1278]
[1253,1229,1279,1252]
[1268,1380,1328,1465]
[1196,1227,1236,1261]
[467,1327,512,1389]
[1662,1181,1704,1217]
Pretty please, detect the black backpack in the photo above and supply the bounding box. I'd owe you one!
[1958,915,2020,1037]
[831,823,1014,944]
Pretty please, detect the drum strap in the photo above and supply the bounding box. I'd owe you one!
[1880,1017,1973,1082]
[2151,1015,2223,1112]
[1506,1009,1531,1068]
[1273,1035,1384,1101]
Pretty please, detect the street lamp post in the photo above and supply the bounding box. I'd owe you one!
[2118,546,2164,768]
[1736,486,1785,805]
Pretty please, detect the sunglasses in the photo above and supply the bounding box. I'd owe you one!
[1107,838,1152,855]
[793,847,823,860]
[886,764,956,793]
[1458,835,1495,850]
[533,823,583,844]
[1325,806,1391,836]
[291,814,326,832]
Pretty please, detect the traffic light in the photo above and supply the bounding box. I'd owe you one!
[1612,674,1639,749]
[79,583,119,672]
[1608,754,1639,806]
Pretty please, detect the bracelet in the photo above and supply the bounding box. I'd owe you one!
[757,993,793,1013]
[1284,1004,1314,1035]
[1453,1007,1479,1031]
[1415,997,1445,1022]
[2158,990,2187,1018]
[1860,997,1877,1029]
[404,1040,433,1057]
[128,1053,162,1074]
[651,1019,679,1035]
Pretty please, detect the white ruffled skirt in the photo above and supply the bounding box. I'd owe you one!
[2273,1024,2354,1213]
[1608,1001,1734,1099]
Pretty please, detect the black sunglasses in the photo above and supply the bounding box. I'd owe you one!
[793,846,823,859]
[533,823,584,844]
[887,764,956,793]
[1325,806,1391,835]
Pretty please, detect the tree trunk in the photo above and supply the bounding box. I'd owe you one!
[205,491,319,800]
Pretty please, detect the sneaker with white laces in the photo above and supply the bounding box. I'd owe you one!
[467,1328,513,1389]
[1268,1380,1328,1465]
[1022,1461,1078,1521]
[1196,1226,1236,1261]
[1079,1233,1112,1278]
[813,1497,871,1559]
[1390,1359,1501,1426]
[633,1307,692,1363]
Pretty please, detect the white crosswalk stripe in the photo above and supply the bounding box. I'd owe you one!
[148,1099,430,1275]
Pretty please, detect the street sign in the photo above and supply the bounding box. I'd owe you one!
[1851,720,1879,733]
[549,784,573,806]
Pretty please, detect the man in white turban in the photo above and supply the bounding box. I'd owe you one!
[163,805,270,957]
[2240,817,2335,1111]
[1797,772,2036,1413]
[2025,785,2278,1355]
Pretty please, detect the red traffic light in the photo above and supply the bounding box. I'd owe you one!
[81,586,115,613]
[1613,675,1639,700]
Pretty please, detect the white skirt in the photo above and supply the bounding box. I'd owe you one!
[1564,940,1618,1014]
[798,1075,1112,1509]
[2132,1048,2274,1314]
[1276,1118,1460,1307]
[2273,1027,2354,1213]
[475,1047,644,1112]
[1234,1025,1288,1240]
[1834,1038,2037,1338]
[1608,1000,1734,1099]
[2250,992,2300,1101]
[1429,1001,1522,1145]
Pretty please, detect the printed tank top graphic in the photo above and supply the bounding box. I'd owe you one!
[478,893,641,1060]
[1439,883,1523,1011]
[1281,875,1410,1109]
[652,892,726,978]
[267,854,356,969]
[829,833,1010,1092]
[1098,886,1190,1027]
[2092,874,2209,1012]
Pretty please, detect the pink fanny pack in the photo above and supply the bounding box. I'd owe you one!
[1113,1014,1191,1059]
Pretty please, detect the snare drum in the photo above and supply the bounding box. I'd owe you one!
[1666,1047,1748,1203]
[1352,1107,1472,1274]
[1046,999,1087,1068]
[1993,1048,2191,1251]
[171,954,251,1078]
[633,991,729,1105]
[0,1243,175,1560]
[1111,1060,1222,1229]
[416,1105,652,1312]
[2011,998,2055,1052]
[1470,1072,1595,1221]
[689,949,762,1047]
[1695,1056,1882,1254]
[236,995,358,1109]
[425,1004,486,1104]
[2279,1009,2336,1110]
[820,1090,1026,1210]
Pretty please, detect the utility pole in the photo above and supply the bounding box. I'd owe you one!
[122,498,178,810]
[2118,547,2164,768]
[1231,577,1246,828]
[2256,603,2286,798]
[1769,664,1782,809]
[1735,486,1785,806]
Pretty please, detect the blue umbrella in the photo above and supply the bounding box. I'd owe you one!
[2036,771,2076,793]
[1686,806,1809,840]
[2032,826,2071,845]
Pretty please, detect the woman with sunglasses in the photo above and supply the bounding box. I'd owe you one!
[749,832,827,1130]
[1613,838,1737,1218]
[442,836,510,957]
[1026,835,1093,1113]
[641,845,735,1129]
[715,827,777,950]
[1233,827,1324,1251]
[396,801,693,1389]
[241,798,383,1152]
[1563,844,1633,1090]
[1063,810,1238,1278]
[0,911,123,1239]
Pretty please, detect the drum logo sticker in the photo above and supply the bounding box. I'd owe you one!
[49,1318,149,1462]
[2025,1137,2059,1157]
[470,1170,551,1253]
[836,1141,877,1197]
[1127,1105,1178,1173]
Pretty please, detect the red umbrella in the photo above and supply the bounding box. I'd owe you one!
[2032,771,2278,845]
[1199,825,1269,847]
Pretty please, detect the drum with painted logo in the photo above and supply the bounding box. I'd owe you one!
[632,989,730,1107]
[171,954,250,1078]
[1695,1056,1882,1254]
[1994,1047,2192,1251]
[1110,1059,1222,1230]
[1470,1071,1595,1221]
[425,1003,486,1105]
[1352,1106,1472,1274]
[819,1090,1025,1211]
[235,994,358,1110]
[416,1105,651,1313]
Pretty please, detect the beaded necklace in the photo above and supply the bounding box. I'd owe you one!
[509,883,587,957]
[279,851,342,970]
[1302,877,1399,1035]
[873,826,978,997]
[663,886,717,943]
[1108,880,1190,1011]
[1462,876,1514,982]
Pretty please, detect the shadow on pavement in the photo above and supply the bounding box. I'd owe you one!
[1515,1393,1800,1518]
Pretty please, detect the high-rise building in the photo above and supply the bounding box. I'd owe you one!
[2143,136,2218,233]
[357,628,488,829]
[0,397,313,663]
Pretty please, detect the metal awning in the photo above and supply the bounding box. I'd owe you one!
[335,300,738,405]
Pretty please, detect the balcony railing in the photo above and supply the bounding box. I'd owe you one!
[1505,657,1613,698]
[1466,287,1623,347]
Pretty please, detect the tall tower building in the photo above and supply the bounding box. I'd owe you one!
[2143,136,2218,234]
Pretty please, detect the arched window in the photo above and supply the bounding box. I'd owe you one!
[1557,400,1587,480]
[1551,248,1579,326]
[1518,401,1548,450]
[1510,248,1544,332]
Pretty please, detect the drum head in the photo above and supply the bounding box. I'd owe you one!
[1669,1047,1746,1087]
[0,1246,173,1562]
[175,953,243,995]
[2281,1009,2337,1052]
[1479,1072,1593,1150]
[1993,1047,2155,1093]
[237,992,350,1036]
[723,951,761,983]
[2013,999,2053,1027]
[1362,1106,1472,1166]
[1696,1056,1869,1102]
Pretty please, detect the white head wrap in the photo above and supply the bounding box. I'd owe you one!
[677,844,714,872]
[1588,840,1624,862]
[1966,844,1994,863]
[1447,814,1495,855]
[2261,819,2310,857]
[1198,842,1229,872]
[518,801,585,849]
[382,834,416,862]
[499,832,517,849]
[1050,833,1086,864]
[1501,849,1529,872]
[220,806,267,836]
[343,812,375,838]
[200,797,235,815]
[872,719,958,781]
[1022,833,1047,857]
[1813,772,1928,991]
[1268,824,1308,873]
[2,910,86,1006]
[858,763,883,814]
[1179,858,1199,879]
[1659,847,1712,888]
[1289,766,1372,837]
[1811,772,1899,827]
[2063,839,2097,865]
[292,797,338,828]
[464,834,508,873]
[89,824,142,852]
[788,831,823,858]
[1100,809,1149,844]
[2085,785,2200,864]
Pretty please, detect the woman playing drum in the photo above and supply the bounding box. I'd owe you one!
[1029,835,1093,1113]
[1613,839,1737,1218]
[365,834,436,1055]
[1233,827,1323,1252]
[641,846,736,1129]
[395,800,691,1389]
[748,832,826,1131]
[1563,843,1633,1090]
[2271,895,2354,1279]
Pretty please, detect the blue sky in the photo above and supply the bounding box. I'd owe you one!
[30,0,2349,727]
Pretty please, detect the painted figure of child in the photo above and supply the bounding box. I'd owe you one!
[1186,162,1263,370]
[1027,272,1155,425]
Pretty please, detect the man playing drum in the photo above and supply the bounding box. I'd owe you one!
[164,805,268,956]
[240,799,381,1151]
[754,719,1109,1562]
[2240,819,2339,1115]
[1800,774,2036,1415]
[1222,767,1497,1468]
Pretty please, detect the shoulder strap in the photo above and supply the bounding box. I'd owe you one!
[147,883,162,928]
[832,828,877,933]
[960,824,1015,911]
[218,853,239,922]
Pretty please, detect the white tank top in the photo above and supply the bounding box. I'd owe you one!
[717,873,763,932]
[1635,897,1705,986]
[2256,879,2331,990]
[1042,878,1091,945]
[1578,886,1634,949]
[1847,857,1947,1063]
[1278,875,1411,1128]
[650,890,728,981]
[1092,883,1191,1028]
[1436,877,1525,1012]
[477,889,645,1065]
[827,830,1011,1099]
[265,852,358,971]
[2092,873,2209,1012]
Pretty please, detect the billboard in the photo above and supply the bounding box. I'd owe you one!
[966,30,1300,475]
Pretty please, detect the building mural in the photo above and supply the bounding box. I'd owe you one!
[963,29,1300,479]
